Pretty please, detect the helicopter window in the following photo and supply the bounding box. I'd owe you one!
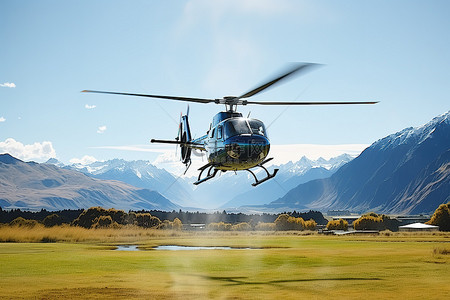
[223,119,251,139]
[217,126,222,139]
[248,119,266,137]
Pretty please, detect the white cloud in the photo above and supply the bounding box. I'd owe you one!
[69,155,97,165]
[85,104,96,109]
[97,125,107,134]
[0,82,16,88]
[0,117,5,122]
[0,138,56,162]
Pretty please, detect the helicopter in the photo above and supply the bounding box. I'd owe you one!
[82,63,377,186]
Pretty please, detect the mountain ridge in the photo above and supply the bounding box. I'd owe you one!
[0,154,180,211]
[264,111,450,214]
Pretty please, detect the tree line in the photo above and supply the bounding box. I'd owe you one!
[326,203,450,232]
[0,206,327,230]
[0,206,327,226]
[207,214,318,231]
[326,213,400,231]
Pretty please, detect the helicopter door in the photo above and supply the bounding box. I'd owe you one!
[217,125,223,140]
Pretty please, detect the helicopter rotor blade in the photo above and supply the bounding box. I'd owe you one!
[242,100,379,105]
[81,90,216,104]
[237,63,320,100]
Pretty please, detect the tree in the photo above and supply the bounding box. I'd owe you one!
[93,215,116,228]
[255,222,275,231]
[43,214,63,227]
[353,214,382,230]
[232,222,251,231]
[207,222,232,231]
[352,212,397,231]
[172,218,183,230]
[136,213,161,228]
[274,214,305,231]
[72,207,107,228]
[9,217,39,228]
[427,203,450,231]
[327,219,348,231]
[123,211,137,225]
[304,219,317,231]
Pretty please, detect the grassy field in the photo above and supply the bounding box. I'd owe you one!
[0,228,449,299]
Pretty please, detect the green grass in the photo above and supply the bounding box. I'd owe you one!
[0,232,449,299]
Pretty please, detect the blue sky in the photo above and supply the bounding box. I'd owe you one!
[1,0,449,169]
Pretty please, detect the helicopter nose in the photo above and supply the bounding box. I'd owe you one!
[225,135,270,162]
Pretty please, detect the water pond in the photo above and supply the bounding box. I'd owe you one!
[154,245,254,251]
[115,245,139,251]
[114,245,257,251]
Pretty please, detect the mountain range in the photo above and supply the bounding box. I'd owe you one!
[218,154,353,210]
[263,111,450,214]
[58,159,196,207]
[0,154,179,211]
[48,155,352,210]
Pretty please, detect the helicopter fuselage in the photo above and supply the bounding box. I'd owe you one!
[203,111,270,170]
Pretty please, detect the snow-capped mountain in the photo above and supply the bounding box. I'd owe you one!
[0,154,180,211]
[374,111,450,151]
[53,155,354,210]
[267,111,450,214]
[219,154,354,210]
[54,159,195,207]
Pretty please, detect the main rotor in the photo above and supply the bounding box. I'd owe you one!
[82,62,378,111]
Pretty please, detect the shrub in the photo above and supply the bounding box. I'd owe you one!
[72,207,108,228]
[327,219,348,231]
[255,222,276,231]
[172,218,183,231]
[207,222,232,231]
[107,208,127,224]
[123,211,137,225]
[274,214,305,231]
[304,219,317,231]
[43,214,63,227]
[352,212,398,231]
[136,213,161,228]
[232,222,251,231]
[158,218,182,230]
[427,203,450,231]
[92,215,120,229]
[9,217,39,228]
[353,214,381,230]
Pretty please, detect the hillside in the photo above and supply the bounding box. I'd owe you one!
[0,154,179,211]
[266,111,450,214]
[58,159,195,207]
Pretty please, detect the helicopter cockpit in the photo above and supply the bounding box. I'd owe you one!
[222,118,267,139]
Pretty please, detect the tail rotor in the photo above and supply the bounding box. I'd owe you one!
[179,106,192,173]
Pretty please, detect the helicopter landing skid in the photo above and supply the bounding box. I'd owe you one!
[193,164,219,185]
[246,158,279,187]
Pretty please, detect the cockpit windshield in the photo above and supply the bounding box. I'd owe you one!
[223,118,267,139]
[248,119,266,137]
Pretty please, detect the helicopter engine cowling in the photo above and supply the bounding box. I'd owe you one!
[179,114,192,165]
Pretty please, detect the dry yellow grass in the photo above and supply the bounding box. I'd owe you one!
[0,224,189,243]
